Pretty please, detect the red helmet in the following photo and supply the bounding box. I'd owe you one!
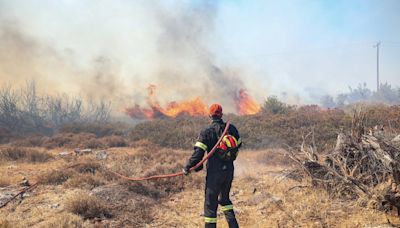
[218,135,238,151]
[209,104,223,118]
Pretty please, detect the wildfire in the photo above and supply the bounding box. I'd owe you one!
[126,85,261,119]
[236,89,261,115]
[125,85,208,119]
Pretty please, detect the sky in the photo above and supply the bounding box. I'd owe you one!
[0,0,399,107]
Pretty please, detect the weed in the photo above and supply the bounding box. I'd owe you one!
[65,193,111,219]
[39,169,74,185]
[0,147,52,163]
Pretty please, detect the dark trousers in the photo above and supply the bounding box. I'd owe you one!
[204,170,239,228]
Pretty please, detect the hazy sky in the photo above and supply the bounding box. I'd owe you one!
[0,0,399,105]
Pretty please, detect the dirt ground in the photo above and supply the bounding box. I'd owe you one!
[1,146,400,228]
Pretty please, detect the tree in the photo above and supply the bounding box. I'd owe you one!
[262,96,294,114]
[320,95,336,108]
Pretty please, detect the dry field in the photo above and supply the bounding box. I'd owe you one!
[1,144,400,228]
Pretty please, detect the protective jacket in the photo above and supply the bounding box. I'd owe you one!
[184,118,241,173]
[184,118,241,228]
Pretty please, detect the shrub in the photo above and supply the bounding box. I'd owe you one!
[79,138,105,149]
[72,160,101,174]
[65,193,111,219]
[38,169,74,185]
[61,122,128,137]
[262,96,295,114]
[43,133,99,149]
[36,213,82,228]
[10,135,47,147]
[64,173,104,189]
[102,135,128,147]
[0,147,53,163]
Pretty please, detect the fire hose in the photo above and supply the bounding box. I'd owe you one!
[0,122,230,209]
[108,121,230,181]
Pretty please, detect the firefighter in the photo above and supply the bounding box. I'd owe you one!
[183,104,241,228]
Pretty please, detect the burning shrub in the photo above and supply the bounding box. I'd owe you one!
[65,193,111,219]
[0,147,53,163]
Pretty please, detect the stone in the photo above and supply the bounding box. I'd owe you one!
[58,151,71,156]
[96,150,108,160]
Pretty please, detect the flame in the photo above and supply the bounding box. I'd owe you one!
[125,85,208,119]
[125,85,261,119]
[236,89,261,115]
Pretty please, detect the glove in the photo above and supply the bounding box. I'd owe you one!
[194,164,203,172]
[182,168,190,176]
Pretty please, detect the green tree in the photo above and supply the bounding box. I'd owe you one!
[262,96,294,114]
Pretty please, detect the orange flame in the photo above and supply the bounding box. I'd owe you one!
[126,85,208,119]
[236,89,261,115]
[125,85,261,119]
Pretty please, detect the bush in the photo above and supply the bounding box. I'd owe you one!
[61,122,128,137]
[0,147,53,163]
[262,96,295,114]
[43,133,98,149]
[10,135,47,147]
[64,173,104,189]
[38,169,74,185]
[102,135,128,147]
[36,213,82,228]
[65,193,111,219]
[72,160,101,174]
[79,138,105,149]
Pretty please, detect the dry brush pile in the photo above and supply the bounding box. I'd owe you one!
[287,109,400,215]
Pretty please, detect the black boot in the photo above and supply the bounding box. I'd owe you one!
[224,210,239,228]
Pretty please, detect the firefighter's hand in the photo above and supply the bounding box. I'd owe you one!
[182,168,190,176]
[194,164,203,172]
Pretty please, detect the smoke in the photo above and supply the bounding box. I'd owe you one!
[0,1,260,115]
[1,1,398,114]
[0,20,127,107]
[147,1,252,112]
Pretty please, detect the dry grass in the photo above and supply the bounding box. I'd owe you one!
[36,213,83,228]
[101,135,128,147]
[38,169,74,185]
[10,135,48,147]
[0,220,12,228]
[72,159,101,174]
[0,146,53,163]
[0,173,19,187]
[64,173,104,189]
[3,145,400,227]
[65,193,111,219]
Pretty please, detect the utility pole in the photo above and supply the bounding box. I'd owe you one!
[373,41,381,92]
